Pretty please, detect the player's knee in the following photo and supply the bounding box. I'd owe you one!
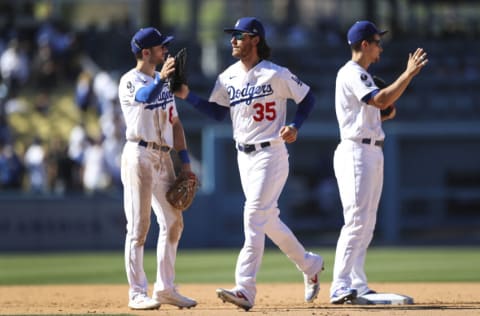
[242,240,264,254]
[168,219,184,243]
[127,225,150,246]
[129,235,148,247]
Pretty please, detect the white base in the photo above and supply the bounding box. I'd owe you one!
[351,293,414,305]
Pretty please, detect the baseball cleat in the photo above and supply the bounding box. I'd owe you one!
[216,288,252,311]
[330,287,357,304]
[358,289,377,296]
[154,288,197,309]
[128,293,161,310]
[304,260,325,303]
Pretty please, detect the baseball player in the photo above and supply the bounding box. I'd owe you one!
[118,27,197,310]
[330,21,428,304]
[174,17,324,311]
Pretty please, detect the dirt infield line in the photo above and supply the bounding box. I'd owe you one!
[0,283,479,315]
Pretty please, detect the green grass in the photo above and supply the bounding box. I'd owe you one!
[0,247,479,285]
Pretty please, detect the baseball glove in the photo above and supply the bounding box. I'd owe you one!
[168,48,187,93]
[166,170,199,211]
[372,75,395,117]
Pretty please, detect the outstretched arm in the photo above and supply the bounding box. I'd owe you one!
[369,48,428,109]
[175,84,229,121]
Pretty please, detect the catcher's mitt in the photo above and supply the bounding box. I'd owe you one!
[168,48,187,93]
[372,75,395,117]
[166,170,199,211]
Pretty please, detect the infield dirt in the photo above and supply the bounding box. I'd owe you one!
[1,282,479,315]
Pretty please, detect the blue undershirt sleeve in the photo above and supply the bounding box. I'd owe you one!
[289,90,316,129]
[135,74,164,103]
[185,92,229,121]
[361,89,380,103]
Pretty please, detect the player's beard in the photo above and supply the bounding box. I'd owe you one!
[231,46,241,58]
[232,41,253,59]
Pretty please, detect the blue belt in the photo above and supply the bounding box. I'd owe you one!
[237,141,271,154]
[138,140,170,152]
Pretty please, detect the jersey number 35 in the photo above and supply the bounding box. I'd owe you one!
[253,101,276,122]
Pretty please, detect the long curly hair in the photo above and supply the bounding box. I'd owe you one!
[257,37,271,60]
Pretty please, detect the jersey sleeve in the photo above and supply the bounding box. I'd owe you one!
[208,76,230,107]
[277,67,310,104]
[118,74,136,107]
[351,68,378,103]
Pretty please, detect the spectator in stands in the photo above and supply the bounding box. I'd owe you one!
[68,123,87,164]
[74,70,96,115]
[0,141,24,190]
[0,38,30,98]
[33,92,51,115]
[36,18,74,66]
[102,111,124,190]
[23,137,47,194]
[82,135,109,194]
[0,83,11,144]
[31,40,57,91]
[45,137,76,195]
[68,123,88,190]
[93,71,118,116]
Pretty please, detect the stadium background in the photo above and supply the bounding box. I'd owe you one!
[0,0,479,251]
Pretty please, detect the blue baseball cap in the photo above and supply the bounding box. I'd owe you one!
[347,21,387,45]
[131,27,174,54]
[224,17,265,38]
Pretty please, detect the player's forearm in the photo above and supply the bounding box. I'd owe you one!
[135,74,164,103]
[172,119,188,152]
[185,91,229,121]
[290,90,315,129]
[172,119,192,170]
[374,72,413,108]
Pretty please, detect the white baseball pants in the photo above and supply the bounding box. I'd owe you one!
[121,141,183,300]
[330,139,383,296]
[235,143,323,304]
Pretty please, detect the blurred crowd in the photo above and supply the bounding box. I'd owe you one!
[1,1,480,198]
[0,15,130,196]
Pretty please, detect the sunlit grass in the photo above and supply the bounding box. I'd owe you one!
[0,247,479,285]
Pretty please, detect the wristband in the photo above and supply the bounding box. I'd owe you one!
[178,149,190,164]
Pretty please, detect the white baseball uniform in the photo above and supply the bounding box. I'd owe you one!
[331,60,384,297]
[118,68,183,301]
[209,60,324,304]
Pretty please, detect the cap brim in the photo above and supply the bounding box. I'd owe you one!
[379,30,388,36]
[161,35,174,45]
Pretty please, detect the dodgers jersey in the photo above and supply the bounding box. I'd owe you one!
[335,60,384,141]
[118,69,178,147]
[209,60,310,144]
